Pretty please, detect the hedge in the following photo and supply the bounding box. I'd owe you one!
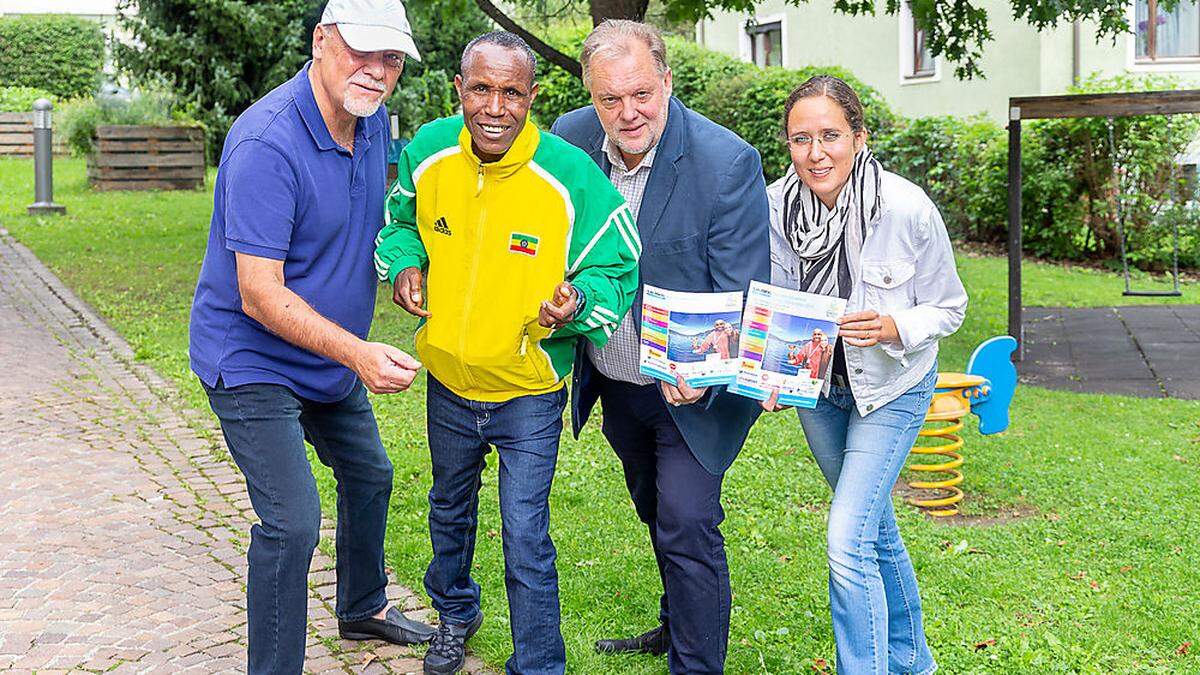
[0,15,105,100]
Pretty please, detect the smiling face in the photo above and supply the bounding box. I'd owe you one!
[312,25,404,119]
[454,43,537,162]
[811,329,826,344]
[585,39,671,169]
[786,95,866,209]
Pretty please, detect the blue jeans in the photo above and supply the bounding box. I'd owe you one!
[424,376,567,675]
[203,380,394,675]
[796,366,938,675]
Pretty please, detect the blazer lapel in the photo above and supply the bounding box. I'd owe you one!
[590,129,611,174]
[637,98,686,243]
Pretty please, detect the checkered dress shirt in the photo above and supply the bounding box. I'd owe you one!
[586,138,658,385]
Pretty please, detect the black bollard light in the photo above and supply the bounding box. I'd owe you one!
[27,98,66,216]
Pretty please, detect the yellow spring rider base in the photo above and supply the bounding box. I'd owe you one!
[906,336,1018,517]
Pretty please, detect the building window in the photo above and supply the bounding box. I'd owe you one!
[899,2,938,82]
[746,20,782,67]
[912,25,935,76]
[1136,0,1200,60]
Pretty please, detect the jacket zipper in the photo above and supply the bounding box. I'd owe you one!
[459,163,487,389]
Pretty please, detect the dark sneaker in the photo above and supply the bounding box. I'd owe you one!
[339,606,436,645]
[423,611,484,675]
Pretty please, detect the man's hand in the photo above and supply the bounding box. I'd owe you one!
[538,281,577,329]
[661,374,707,407]
[760,388,792,413]
[838,310,900,348]
[392,267,431,318]
[351,341,421,394]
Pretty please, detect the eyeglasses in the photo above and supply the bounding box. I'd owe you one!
[786,130,851,147]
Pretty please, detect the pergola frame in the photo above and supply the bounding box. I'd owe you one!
[1006,89,1200,359]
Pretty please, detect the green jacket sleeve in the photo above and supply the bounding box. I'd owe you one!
[374,142,427,285]
[556,168,641,348]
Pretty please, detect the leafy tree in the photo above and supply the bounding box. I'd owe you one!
[114,0,320,154]
[476,0,1162,80]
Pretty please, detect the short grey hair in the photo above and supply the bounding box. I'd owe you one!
[579,20,669,87]
[460,30,538,87]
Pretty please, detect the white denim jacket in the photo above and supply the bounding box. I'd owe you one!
[768,170,968,416]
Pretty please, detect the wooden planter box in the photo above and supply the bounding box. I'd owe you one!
[87,125,205,191]
[0,112,67,157]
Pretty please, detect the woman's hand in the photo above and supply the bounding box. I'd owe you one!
[760,389,792,413]
[838,310,900,348]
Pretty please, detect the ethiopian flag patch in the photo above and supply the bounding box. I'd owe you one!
[509,232,539,257]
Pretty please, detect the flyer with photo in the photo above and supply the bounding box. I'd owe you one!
[639,285,745,388]
[729,280,848,408]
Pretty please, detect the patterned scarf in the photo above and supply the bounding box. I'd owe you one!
[782,146,882,299]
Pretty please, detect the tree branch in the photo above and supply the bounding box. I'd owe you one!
[473,0,582,79]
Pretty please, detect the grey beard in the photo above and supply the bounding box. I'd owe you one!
[343,95,383,118]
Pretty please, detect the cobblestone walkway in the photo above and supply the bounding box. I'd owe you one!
[0,231,486,674]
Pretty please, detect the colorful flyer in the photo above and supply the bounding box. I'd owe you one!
[639,285,745,388]
[729,280,848,409]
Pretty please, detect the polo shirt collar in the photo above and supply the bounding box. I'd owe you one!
[293,61,340,152]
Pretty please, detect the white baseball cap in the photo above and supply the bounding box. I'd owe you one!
[321,0,421,62]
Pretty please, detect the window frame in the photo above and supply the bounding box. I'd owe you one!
[740,13,787,68]
[1130,0,1200,67]
[898,1,940,84]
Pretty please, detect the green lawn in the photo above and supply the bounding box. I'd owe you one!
[3,157,1198,673]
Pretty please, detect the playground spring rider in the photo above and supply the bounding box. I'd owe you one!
[906,336,1018,517]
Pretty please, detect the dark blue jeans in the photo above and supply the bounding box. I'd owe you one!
[597,375,730,675]
[424,376,567,675]
[203,379,393,675]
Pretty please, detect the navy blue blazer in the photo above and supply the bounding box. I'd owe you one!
[551,97,771,475]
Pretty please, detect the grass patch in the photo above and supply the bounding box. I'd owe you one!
[3,157,1198,673]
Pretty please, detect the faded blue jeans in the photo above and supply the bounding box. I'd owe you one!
[797,366,938,675]
[423,375,567,675]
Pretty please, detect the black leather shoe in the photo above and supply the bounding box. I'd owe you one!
[424,611,484,675]
[339,606,437,645]
[595,624,669,656]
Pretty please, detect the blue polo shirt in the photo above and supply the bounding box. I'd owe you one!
[189,62,388,402]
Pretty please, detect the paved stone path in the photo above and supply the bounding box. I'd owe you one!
[0,231,487,674]
[1021,304,1200,399]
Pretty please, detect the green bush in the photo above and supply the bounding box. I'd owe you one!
[704,65,899,180]
[0,86,55,112]
[0,15,105,100]
[531,25,591,129]
[389,69,458,139]
[531,30,756,130]
[58,92,201,157]
[664,36,753,113]
[871,73,1198,270]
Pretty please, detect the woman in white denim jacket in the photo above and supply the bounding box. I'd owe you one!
[762,75,967,675]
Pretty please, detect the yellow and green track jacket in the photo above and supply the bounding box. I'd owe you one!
[375,116,640,402]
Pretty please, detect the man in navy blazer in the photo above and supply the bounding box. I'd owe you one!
[551,19,769,674]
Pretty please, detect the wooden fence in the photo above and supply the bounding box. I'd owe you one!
[87,125,205,191]
[0,112,68,156]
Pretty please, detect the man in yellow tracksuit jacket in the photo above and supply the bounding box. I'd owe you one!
[373,32,639,675]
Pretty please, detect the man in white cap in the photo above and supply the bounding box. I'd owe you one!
[188,1,429,672]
